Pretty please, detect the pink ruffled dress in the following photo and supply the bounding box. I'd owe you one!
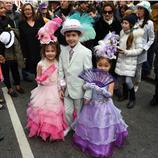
[26,60,67,141]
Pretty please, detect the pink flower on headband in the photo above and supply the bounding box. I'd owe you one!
[38,17,63,44]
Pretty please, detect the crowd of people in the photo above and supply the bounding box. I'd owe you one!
[0,0,158,157]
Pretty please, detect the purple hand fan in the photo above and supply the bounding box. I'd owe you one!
[79,68,114,88]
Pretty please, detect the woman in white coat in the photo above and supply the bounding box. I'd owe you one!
[134,1,155,91]
[115,13,144,109]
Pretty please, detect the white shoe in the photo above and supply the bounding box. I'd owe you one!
[134,85,139,92]
[64,127,71,137]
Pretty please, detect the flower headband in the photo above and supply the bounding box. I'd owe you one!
[94,32,119,59]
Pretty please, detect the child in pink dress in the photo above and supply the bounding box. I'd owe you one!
[26,41,67,141]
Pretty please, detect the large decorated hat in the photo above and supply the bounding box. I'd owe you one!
[38,17,63,44]
[61,19,84,35]
[38,2,48,11]
[61,12,96,42]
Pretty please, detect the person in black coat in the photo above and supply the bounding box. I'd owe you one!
[18,3,45,75]
[150,31,158,106]
[94,2,121,46]
[54,1,75,46]
[93,2,121,68]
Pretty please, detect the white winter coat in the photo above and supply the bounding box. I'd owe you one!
[115,27,144,77]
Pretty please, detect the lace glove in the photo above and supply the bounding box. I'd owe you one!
[83,83,112,98]
[94,85,112,98]
[99,88,112,98]
[83,82,96,90]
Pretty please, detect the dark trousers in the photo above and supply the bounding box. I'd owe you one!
[154,74,158,99]
[1,60,20,89]
[142,42,155,76]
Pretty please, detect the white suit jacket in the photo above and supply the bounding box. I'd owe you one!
[59,42,92,99]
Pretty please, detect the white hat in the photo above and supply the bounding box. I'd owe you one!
[137,1,151,14]
[0,31,15,48]
[61,19,84,35]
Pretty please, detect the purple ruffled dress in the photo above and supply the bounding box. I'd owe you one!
[73,87,128,158]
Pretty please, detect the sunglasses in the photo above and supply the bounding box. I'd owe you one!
[103,10,113,15]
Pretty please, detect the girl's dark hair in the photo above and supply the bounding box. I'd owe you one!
[96,56,112,65]
[21,3,36,21]
[40,41,60,61]
[96,56,116,74]
[124,20,135,50]
[140,9,150,28]
[96,56,113,72]
[126,26,134,50]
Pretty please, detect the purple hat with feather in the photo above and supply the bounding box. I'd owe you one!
[94,32,119,59]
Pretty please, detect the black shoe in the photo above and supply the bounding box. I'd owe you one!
[0,104,5,110]
[127,88,136,109]
[118,96,128,102]
[8,91,18,97]
[127,100,136,109]
[150,97,158,106]
[0,135,4,141]
[0,98,4,104]
[16,87,25,94]
[0,129,4,141]
[114,89,122,98]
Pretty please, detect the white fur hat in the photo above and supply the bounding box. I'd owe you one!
[61,19,84,35]
[137,1,151,14]
[0,31,15,48]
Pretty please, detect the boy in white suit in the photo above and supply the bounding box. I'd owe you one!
[59,19,92,136]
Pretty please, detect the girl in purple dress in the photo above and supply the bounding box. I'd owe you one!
[73,32,128,157]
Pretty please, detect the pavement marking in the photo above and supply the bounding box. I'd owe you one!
[2,87,34,158]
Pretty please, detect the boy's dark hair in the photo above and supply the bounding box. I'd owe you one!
[64,30,81,36]
[40,41,60,61]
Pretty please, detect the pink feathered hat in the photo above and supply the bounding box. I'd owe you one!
[38,17,63,44]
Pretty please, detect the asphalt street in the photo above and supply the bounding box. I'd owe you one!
[0,79,158,158]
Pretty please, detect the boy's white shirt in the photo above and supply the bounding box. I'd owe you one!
[59,42,92,100]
